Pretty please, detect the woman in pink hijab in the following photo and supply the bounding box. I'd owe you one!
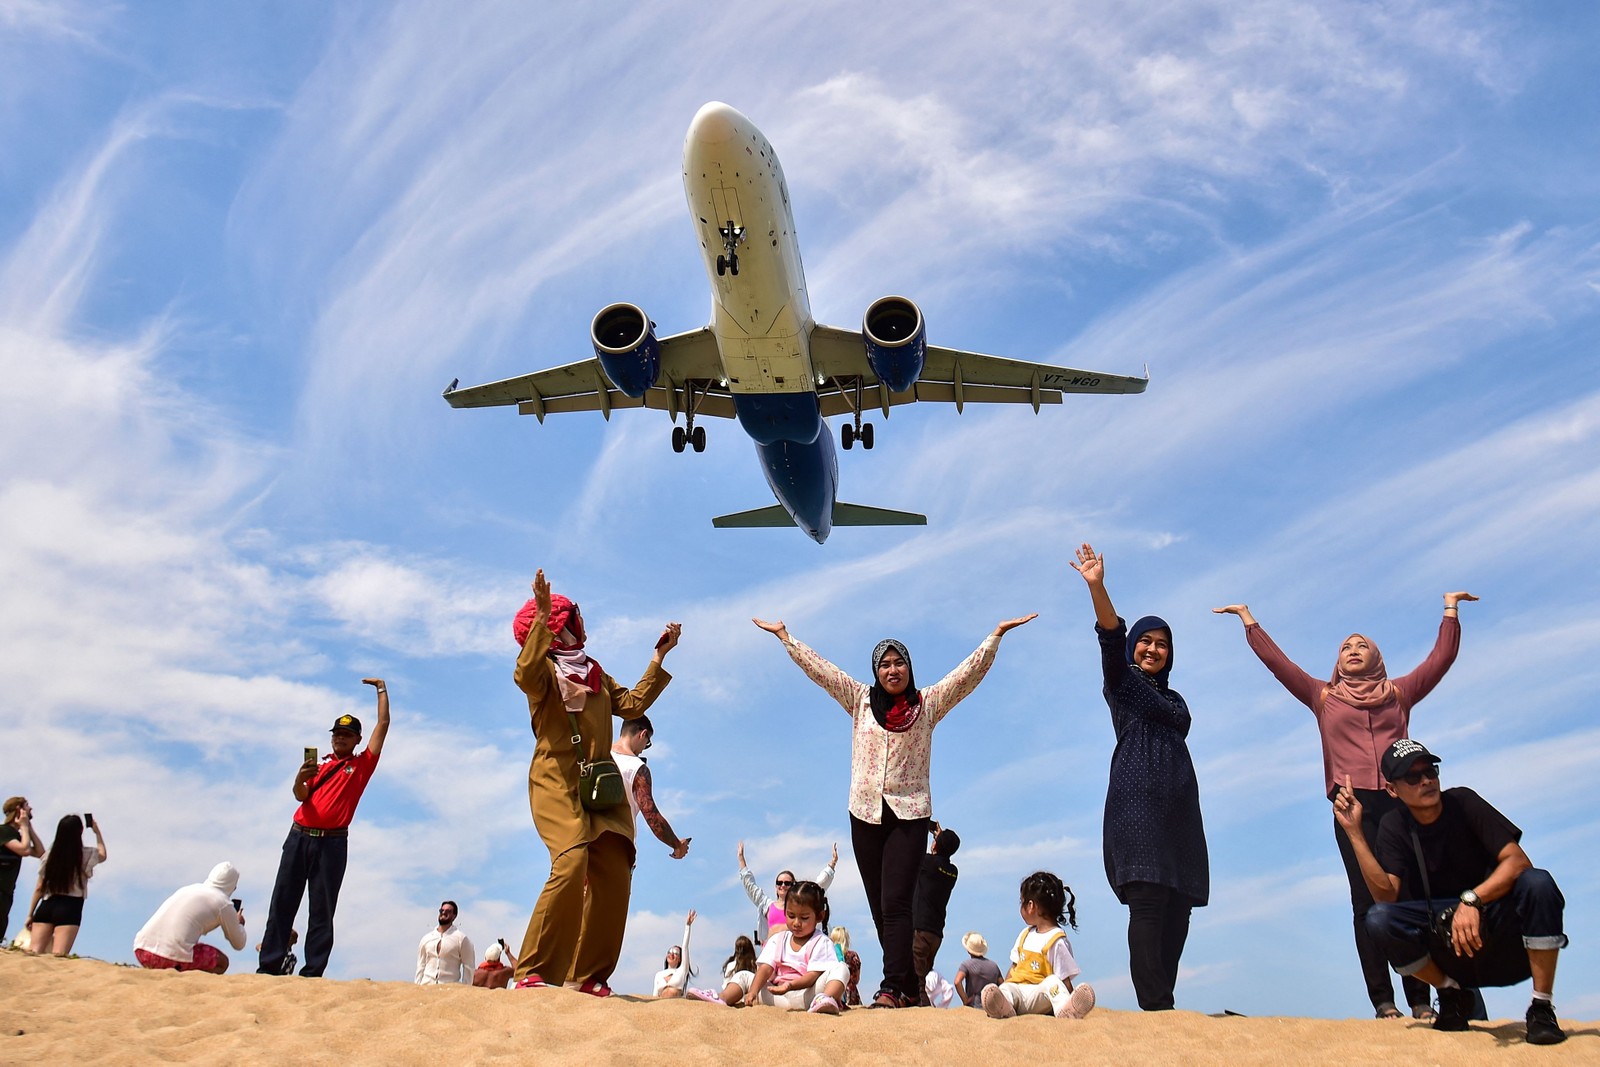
[1213,592,1476,1020]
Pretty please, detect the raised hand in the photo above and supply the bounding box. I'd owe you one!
[655,622,683,659]
[531,569,552,621]
[686,909,697,925]
[1332,775,1364,837]
[1443,592,1479,609]
[752,618,789,641]
[831,842,839,867]
[994,613,1038,637]
[737,841,746,869]
[1212,604,1257,627]
[1070,543,1104,585]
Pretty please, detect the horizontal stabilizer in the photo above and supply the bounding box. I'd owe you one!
[832,502,927,527]
[712,505,796,529]
[711,502,928,530]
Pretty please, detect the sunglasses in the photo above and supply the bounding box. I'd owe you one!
[775,879,795,888]
[1397,765,1441,786]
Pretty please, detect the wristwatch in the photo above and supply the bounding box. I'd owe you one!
[1458,889,1481,909]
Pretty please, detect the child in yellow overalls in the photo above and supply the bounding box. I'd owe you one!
[982,872,1096,1019]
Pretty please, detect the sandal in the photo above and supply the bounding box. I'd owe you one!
[1375,1005,1403,1019]
[868,989,914,1009]
[1411,1005,1438,1022]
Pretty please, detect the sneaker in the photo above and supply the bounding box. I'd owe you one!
[512,973,548,989]
[1525,1000,1567,1045]
[809,993,841,1015]
[577,979,613,998]
[1433,986,1473,1032]
[1057,983,1096,1020]
[982,984,1016,1019]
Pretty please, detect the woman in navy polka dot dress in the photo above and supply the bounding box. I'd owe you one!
[1071,543,1208,1011]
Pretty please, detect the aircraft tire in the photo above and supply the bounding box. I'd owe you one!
[671,426,686,453]
[691,425,706,452]
[841,423,854,450]
[729,255,739,276]
[861,423,874,450]
[716,255,726,277]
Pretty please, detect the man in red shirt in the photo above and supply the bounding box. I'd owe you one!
[257,678,391,977]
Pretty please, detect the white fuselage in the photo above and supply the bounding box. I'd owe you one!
[682,102,817,397]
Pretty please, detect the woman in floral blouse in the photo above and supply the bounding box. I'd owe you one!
[753,611,1036,1007]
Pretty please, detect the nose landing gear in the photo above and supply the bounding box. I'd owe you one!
[716,220,744,277]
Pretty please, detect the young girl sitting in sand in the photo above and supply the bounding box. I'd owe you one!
[982,872,1096,1020]
[686,934,758,1005]
[739,881,850,1014]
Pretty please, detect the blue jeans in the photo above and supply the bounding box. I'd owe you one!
[257,826,349,977]
[1366,868,1566,988]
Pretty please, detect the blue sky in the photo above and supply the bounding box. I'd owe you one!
[2,0,1597,1019]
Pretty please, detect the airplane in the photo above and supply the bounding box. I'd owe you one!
[443,101,1147,543]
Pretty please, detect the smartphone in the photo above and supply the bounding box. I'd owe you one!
[655,631,671,649]
[84,812,94,829]
[304,746,318,766]
[232,898,243,913]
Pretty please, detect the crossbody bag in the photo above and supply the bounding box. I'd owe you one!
[566,711,626,811]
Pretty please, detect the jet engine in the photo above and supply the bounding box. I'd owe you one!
[590,302,661,398]
[862,296,926,393]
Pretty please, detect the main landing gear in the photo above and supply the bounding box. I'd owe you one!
[671,424,706,453]
[839,376,874,450]
[716,220,744,276]
[841,421,874,450]
[670,380,708,453]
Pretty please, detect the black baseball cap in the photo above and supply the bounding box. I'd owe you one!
[330,713,363,736]
[1381,738,1440,782]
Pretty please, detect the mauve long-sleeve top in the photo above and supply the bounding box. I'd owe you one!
[1244,615,1459,797]
[1097,620,1209,906]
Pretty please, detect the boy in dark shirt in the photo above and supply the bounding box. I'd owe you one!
[1335,738,1568,1045]
[912,824,960,1005]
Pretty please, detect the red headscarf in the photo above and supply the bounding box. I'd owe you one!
[513,594,601,694]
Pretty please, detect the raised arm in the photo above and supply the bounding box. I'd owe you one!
[816,843,838,889]
[514,570,555,698]
[1392,594,1473,706]
[90,819,106,864]
[923,618,1029,725]
[1215,604,1323,709]
[1332,775,1400,902]
[363,678,390,757]
[632,763,689,858]
[737,841,772,911]
[754,619,867,713]
[1071,543,1118,630]
[667,910,696,988]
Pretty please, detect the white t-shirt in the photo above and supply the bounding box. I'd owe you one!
[612,749,644,819]
[757,929,836,983]
[1009,925,1081,982]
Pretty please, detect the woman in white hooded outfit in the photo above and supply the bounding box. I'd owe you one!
[133,862,248,973]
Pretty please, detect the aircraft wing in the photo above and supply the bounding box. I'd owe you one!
[441,327,735,421]
[807,323,1147,416]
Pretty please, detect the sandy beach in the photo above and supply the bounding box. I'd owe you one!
[2,951,1593,1065]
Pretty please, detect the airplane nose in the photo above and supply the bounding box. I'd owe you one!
[688,101,744,145]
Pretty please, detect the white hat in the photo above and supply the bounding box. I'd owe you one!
[484,943,503,963]
[961,931,988,956]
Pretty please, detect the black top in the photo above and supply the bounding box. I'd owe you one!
[0,825,20,892]
[1375,787,1521,901]
[1096,618,1209,906]
[912,853,959,935]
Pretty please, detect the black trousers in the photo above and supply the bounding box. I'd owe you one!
[0,874,16,944]
[1122,881,1191,1011]
[257,827,348,977]
[850,802,929,1001]
[1334,788,1431,1012]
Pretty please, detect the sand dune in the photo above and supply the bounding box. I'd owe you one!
[2,951,1593,1065]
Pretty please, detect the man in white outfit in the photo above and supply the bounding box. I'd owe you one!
[416,900,476,985]
[133,861,248,973]
[611,716,690,859]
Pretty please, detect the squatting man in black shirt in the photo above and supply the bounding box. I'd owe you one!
[1335,738,1568,1045]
